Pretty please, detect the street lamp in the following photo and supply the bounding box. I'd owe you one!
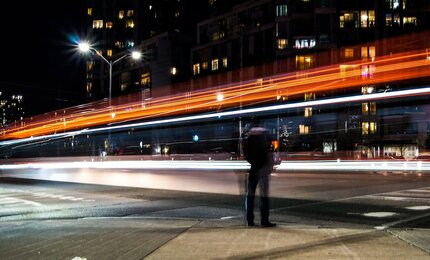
[78,42,142,100]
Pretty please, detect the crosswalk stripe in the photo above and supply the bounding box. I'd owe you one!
[0,196,41,206]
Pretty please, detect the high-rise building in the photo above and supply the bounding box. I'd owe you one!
[82,0,430,158]
[0,91,25,128]
[84,0,213,100]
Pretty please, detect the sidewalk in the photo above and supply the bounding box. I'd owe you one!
[0,217,429,260]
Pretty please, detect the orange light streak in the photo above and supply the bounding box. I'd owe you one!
[2,48,430,140]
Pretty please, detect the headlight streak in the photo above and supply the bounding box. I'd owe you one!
[0,160,429,172]
[1,86,430,147]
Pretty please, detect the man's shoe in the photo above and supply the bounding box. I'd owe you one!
[261,221,276,228]
[247,221,255,227]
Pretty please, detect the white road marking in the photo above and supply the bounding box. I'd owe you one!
[0,196,41,206]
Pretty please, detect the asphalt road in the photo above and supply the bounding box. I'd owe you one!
[1,169,430,259]
[1,169,429,229]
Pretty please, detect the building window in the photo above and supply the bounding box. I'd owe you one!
[340,12,358,28]
[126,41,134,48]
[140,72,151,87]
[304,107,312,117]
[276,5,288,16]
[171,67,177,75]
[386,0,400,10]
[277,39,288,50]
[107,49,113,57]
[202,61,208,70]
[362,86,375,94]
[127,10,134,17]
[87,8,92,16]
[106,22,113,29]
[362,122,377,135]
[93,20,104,29]
[86,83,93,93]
[222,57,228,68]
[211,59,219,71]
[212,31,225,41]
[294,38,315,49]
[360,10,375,27]
[385,13,400,26]
[193,63,200,75]
[344,48,354,59]
[115,41,125,49]
[361,46,375,59]
[126,19,135,28]
[299,124,310,135]
[118,10,124,19]
[304,92,316,101]
[296,55,314,70]
[403,16,417,26]
[362,103,369,115]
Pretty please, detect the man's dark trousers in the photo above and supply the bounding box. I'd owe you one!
[245,165,270,224]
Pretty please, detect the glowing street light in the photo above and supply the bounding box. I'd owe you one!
[78,42,142,100]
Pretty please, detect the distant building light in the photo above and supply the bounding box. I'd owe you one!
[171,67,177,75]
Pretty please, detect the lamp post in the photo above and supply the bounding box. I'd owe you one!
[78,42,142,100]
[78,42,142,156]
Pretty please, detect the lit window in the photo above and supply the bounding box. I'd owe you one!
[171,67,177,75]
[362,122,377,135]
[299,124,310,135]
[93,20,104,29]
[387,0,400,10]
[370,102,377,115]
[276,5,288,16]
[361,86,374,94]
[222,57,228,68]
[86,83,93,93]
[212,59,219,71]
[362,103,369,115]
[107,49,113,57]
[340,12,358,28]
[360,10,375,27]
[403,17,417,26]
[127,10,134,17]
[296,55,314,70]
[126,19,135,28]
[344,48,354,59]
[106,22,113,29]
[202,62,208,70]
[361,46,375,59]
[87,8,92,16]
[304,107,312,117]
[115,41,125,49]
[304,93,316,101]
[118,10,124,19]
[294,38,315,49]
[126,41,134,48]
[140,72,151,87]
[277,39,288,50]
[193,63,200,75]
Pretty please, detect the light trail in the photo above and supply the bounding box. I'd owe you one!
[1,86,430,146]
[0,159,429,172]
[1,47,430,140]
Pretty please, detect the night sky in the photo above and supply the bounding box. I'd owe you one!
[0,1,88,116]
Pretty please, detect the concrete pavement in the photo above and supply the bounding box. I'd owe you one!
[1,217,429,260]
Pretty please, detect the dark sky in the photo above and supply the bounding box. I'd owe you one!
[0,1,88,115]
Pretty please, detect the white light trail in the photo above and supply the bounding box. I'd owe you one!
[0,160,429,172]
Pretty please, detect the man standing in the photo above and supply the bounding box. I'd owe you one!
[243,120,276,227]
